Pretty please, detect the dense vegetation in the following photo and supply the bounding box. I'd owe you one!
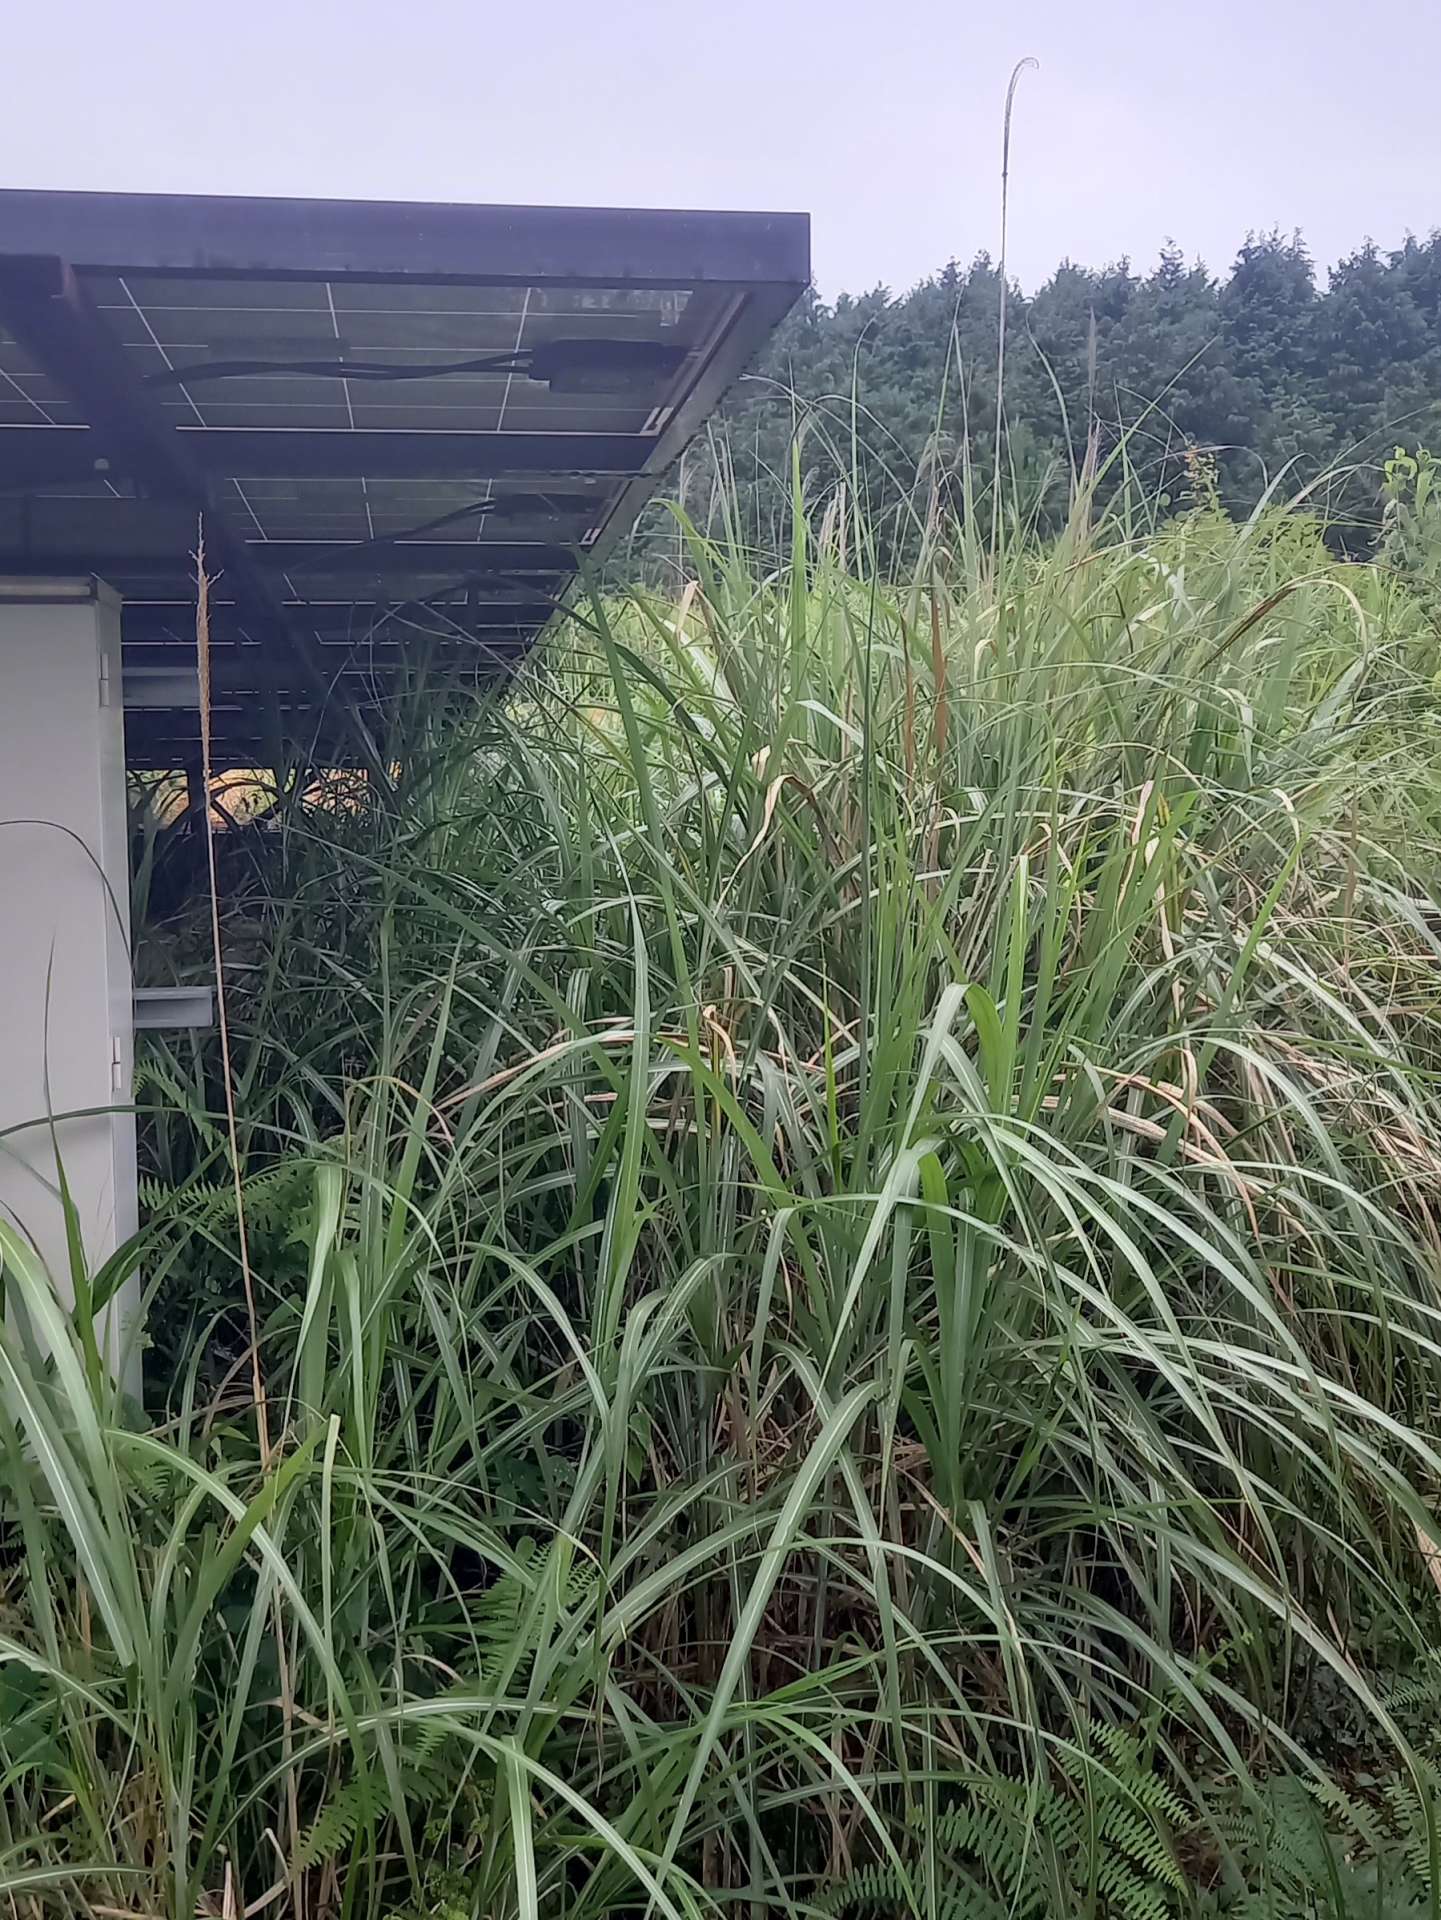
[5,446,1441,1916]
[630,229,1441,572]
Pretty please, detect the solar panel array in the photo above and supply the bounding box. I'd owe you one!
[0,191,808,767]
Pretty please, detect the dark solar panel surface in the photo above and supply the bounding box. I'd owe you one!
[0,191,808,767]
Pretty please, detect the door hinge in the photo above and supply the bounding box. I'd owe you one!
[98,652,113,708]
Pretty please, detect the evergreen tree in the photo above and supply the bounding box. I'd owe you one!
[1218,231,1328,493]
[624,224,1441,576]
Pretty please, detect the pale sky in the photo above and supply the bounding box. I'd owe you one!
[4,0,1438,297]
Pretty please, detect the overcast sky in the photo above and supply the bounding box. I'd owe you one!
[4,0,1438,297]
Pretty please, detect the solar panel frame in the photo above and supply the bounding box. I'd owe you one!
[0,189,809,767]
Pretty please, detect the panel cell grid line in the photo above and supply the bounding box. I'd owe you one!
[0,362,56,424]
[118,276,207,428]
[488,286,532,526]
[230,478,270,542]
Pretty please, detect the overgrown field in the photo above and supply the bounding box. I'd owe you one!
[6,477,1441,1918]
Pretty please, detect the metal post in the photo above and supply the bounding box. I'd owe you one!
[0,578,139,1385]
[185,754,207,835]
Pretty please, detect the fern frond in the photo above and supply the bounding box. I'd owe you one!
[1382,1659,1441,1715]
[294,1773,379,1871]
[819,1859,906,1916]
[934,1877,1017,1920]
[1099,1802,1186,1892]
[823,1724,1192,1920]
[1306,1772,1383,1853]
[1095,1852,1170,1920]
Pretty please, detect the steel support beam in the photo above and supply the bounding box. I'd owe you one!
[0,190,811,290]
[0,254,366,763]
[0,190,811,771]
[124,640,531,700]
[0,426,653,490]
[0,540,581,577]
[121,599,557,644]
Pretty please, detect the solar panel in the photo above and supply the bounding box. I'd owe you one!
[0,191,809,767]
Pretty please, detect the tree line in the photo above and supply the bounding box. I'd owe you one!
[629,229,1441,569]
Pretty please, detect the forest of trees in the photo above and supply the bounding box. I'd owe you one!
[634,229,1441,568]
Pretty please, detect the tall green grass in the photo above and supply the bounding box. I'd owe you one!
[4,474,1441,1918]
